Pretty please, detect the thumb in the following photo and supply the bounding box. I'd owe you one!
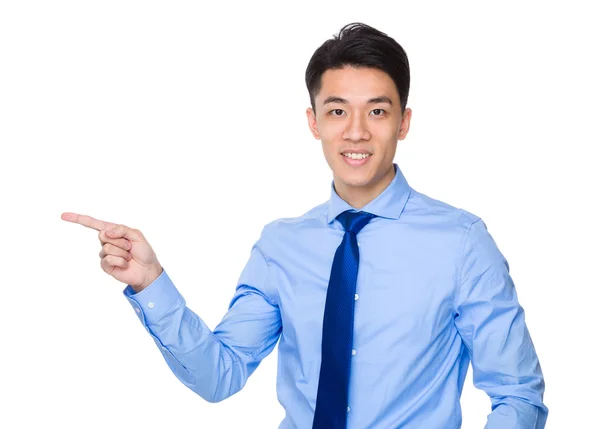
[105,224,144,242]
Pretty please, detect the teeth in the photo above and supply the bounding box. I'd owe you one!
[343,153,371,160]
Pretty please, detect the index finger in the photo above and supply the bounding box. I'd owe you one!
[61,212,115,231]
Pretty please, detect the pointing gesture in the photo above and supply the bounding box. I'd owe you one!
[61,212,163,293]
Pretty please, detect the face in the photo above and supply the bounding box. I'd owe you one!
[306,66,412,204]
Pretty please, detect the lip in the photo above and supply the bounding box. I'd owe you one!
[340,152,372,167]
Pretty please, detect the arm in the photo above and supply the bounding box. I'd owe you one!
[123,243,282,403]
[453,218,548,428]
[60,212,281,403]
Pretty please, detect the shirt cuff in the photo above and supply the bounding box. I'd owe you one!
[122,269,184,325]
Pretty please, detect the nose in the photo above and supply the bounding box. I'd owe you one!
[342,112,371,142]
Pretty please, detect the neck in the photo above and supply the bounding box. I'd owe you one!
[334,164,396,209]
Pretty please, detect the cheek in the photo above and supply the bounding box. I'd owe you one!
[372,122,398,139]
[317,122,342,141]
[320,141,340,163]
[318,128,342,153]
[372,127,399,149]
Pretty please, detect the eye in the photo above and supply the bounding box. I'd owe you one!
[370,109,386,116]
[330,109,345,116]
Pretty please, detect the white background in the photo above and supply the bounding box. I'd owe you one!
[1,1,598,428]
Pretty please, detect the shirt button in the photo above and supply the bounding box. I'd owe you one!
[148,302,155,309]
[135,308,141,314]
[354,294,359,301]
[357,241,360,246]
[347,406,351,413]
[352,349,356,356]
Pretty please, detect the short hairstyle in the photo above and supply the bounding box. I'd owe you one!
[305,22,410,114]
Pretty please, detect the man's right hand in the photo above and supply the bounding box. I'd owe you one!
[61,212,163,293]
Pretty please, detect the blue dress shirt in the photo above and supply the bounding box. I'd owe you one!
[123,163,547,428]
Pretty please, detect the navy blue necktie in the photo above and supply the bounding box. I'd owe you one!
[312,210,377,429]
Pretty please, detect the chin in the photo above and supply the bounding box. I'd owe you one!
[334,165,376,188]
[342,176,375,189]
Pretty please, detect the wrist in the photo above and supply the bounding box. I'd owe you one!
[132,264,163,294]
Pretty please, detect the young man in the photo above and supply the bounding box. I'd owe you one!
[62,22,547,429]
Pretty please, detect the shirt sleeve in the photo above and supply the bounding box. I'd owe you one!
[122,239,282,403]
[453,218,548,428]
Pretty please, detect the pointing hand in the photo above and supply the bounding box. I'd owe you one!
[61,212,163,293]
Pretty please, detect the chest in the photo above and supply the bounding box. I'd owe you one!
[273,229,458,354]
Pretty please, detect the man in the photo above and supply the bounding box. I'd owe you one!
[62,22,547,429]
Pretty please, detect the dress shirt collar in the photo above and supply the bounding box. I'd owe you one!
[326,162,411,224]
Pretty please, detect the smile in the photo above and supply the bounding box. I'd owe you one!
[340,152,372,166]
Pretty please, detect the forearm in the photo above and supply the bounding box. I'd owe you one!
[123,270,259,403]
[484,396,548,429]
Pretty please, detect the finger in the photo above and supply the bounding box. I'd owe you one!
[101,255,129,273]
[99,243,132,261]
[98,230,131,250]
[105,224,143,242]
[61,212,116,232]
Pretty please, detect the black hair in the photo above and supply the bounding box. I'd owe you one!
[305,22,410,114]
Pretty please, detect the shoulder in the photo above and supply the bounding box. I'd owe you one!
[406,187,482,232]
[407,187,504,277]
[254,200,329,251]
[263,200,328,233]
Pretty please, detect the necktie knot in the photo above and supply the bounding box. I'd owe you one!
[336,210,376,235]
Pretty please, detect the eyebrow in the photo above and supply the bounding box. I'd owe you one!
[323,95,394,106]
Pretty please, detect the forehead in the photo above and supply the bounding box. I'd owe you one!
[317,66,399,103]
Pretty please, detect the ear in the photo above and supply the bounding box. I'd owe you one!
[306,107,321,140]
[397,107,412,141]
